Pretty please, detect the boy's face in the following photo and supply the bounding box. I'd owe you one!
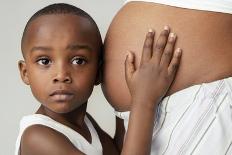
[19,14,101,113]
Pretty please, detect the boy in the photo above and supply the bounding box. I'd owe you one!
[15,3,181,155]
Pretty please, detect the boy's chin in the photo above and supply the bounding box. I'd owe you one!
[51,104,83,114]
[40,102,85,115]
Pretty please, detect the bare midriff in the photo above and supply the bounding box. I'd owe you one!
[102,1,232,111]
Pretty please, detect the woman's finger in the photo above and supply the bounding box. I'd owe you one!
[168,48,182,77]
[152,26,170,64]
[125,51,135,84]
[160,32,177,67]
[140,29,154,65]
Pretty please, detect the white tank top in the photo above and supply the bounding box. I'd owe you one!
[125,0,232,14]
[15,114,102,155]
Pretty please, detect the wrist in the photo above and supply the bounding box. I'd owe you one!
[131,97,159,112]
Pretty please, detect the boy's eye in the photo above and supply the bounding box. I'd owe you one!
[37,58,51,66]
[72,57,86,65]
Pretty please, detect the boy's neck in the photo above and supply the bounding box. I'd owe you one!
[36,102,88,128]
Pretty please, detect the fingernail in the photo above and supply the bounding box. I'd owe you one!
[148,28,153,33]
[176,48,182,55]
[164,25,170,32]
[170,33,176,38]
[169,33,176,41]
[127,51,134,61]
[147,29,154,37]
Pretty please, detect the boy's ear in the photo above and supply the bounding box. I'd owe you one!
[94,63,102,86]
[18,60,30,85]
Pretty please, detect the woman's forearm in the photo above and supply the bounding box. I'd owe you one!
[121,101,157,155]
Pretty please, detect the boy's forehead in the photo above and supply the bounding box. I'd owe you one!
[28,14,95,35]
[22,14,101,56]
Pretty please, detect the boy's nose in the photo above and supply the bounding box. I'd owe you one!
[53,66,72,84]
[53,75,72,83]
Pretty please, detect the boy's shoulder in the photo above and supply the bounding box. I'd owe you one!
[19,114,119,155]
[20,124,84,155]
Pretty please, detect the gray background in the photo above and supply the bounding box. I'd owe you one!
[0,1,124,154]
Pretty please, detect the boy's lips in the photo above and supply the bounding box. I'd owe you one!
[49,90,74,101]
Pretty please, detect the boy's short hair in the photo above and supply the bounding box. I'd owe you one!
[21,3,102,58]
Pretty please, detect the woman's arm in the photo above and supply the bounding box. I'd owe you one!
[121,26,182,155]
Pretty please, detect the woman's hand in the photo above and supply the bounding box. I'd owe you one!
[125,26,182,108]
[121,26,182,155]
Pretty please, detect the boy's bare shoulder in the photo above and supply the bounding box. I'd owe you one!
[86,113,119,155]
[20,124,84,155]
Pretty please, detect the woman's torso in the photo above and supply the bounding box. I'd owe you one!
[102,1,232,111]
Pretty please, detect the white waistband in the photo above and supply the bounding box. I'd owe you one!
[115,77,232,118]
[124,0,232,14]
[115,76,232,154]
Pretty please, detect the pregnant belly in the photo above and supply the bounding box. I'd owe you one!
[102,1,232,111]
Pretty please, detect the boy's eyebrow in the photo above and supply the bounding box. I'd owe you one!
[30,46,52,52]
[30,44,92,53]
[66,44,92,52]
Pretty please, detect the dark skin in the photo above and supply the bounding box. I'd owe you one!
[120,28,182,155]
[18,13,182,155]
[19,14,117,155]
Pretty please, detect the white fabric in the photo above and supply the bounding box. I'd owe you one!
[15,114,102,155]
[124,0,232,14]
[115,77,232,155]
